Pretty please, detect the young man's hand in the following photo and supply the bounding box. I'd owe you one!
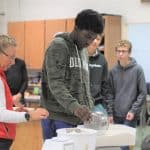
[74,105,92,122]
[126,112,134,121]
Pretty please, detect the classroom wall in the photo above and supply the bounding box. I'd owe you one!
[0,0,150,35]
[0,0,150,81]
[128,24,150,82]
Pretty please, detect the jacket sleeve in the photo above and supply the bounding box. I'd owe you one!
[101,59,109,99]
[104,71,115,116]
[130,66,147,115]
[101,61,114,116]
[19,60,28,95]
[45,39,80,113]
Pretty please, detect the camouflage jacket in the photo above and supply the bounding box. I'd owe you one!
[41,33,93,125]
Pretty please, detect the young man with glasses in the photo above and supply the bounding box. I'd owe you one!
[41,9,104,140]
[108,40,147,150]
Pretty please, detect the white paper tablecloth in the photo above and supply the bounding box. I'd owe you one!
[42,124,136,150]
[96,124,136,147]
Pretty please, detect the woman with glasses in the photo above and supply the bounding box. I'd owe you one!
[108,40,147,150]
[0,34,49,150]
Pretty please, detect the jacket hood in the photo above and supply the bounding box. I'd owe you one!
[89,49,101,58]
[55,32,74,46]
[117,57,137,70]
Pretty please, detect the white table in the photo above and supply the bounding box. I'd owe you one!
[42,124,136,150]
[96,124,136,148]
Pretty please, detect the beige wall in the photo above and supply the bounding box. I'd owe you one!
[1,0,150,37]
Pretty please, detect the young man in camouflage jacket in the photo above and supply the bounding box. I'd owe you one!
[41,9,104,139]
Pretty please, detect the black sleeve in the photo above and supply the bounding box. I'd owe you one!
[19,60,28,95]
[104,71,115,116]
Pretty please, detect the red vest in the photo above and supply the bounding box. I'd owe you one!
[0,68,16,139]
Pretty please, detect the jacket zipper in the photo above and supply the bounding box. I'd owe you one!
[75,46,90,107]
[2,124,9,138]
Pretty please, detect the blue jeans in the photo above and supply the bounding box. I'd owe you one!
[114,116,137,150]
[0,138,13,150]
[41,119,76,140]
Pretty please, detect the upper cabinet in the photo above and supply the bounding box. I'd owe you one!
[45,18,75,49]
[7,16,121,69]
[103,15,121,69]
[7,22,25,60]
[7,20,45,69]
[25,20,45,69]
[45,19,66,49]
[64,16,121,69]
[66,18,75,32]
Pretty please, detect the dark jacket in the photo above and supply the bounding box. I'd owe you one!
[109,57,147,118]
[89,50,113,114]
[89,50,108,103]
[41,33,93,125]
[5,58,28,97]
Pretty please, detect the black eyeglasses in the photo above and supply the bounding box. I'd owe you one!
[0,49,15,61]
[115,50,129,54]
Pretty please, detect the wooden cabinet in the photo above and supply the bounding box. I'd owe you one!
[25,21,45,69]
[7,22,25,60]
[45,19,66,49]
[66,18,75,32]
[64,16,121,69]
[7,21,45,69]
[7,16,121,69]
[103,15,121,69]
[45,18,74,49]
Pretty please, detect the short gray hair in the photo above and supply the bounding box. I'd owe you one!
[0,35,17,52]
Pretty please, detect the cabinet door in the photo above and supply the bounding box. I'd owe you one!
[103,16,121,69]
[45,19,66,49]
[7,22,25,60]
[25,21,45,69]
[66,18,74,32]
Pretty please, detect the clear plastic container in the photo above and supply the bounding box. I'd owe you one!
[84,111,109,135]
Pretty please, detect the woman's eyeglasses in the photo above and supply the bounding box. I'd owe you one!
[0,49,15,61]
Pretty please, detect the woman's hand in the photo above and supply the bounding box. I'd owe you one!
[29,108,49,121]
[13,93,24,107]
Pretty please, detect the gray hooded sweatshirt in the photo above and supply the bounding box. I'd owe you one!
[109,57,147,118]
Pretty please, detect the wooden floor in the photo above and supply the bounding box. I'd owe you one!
[10,120,43,150]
